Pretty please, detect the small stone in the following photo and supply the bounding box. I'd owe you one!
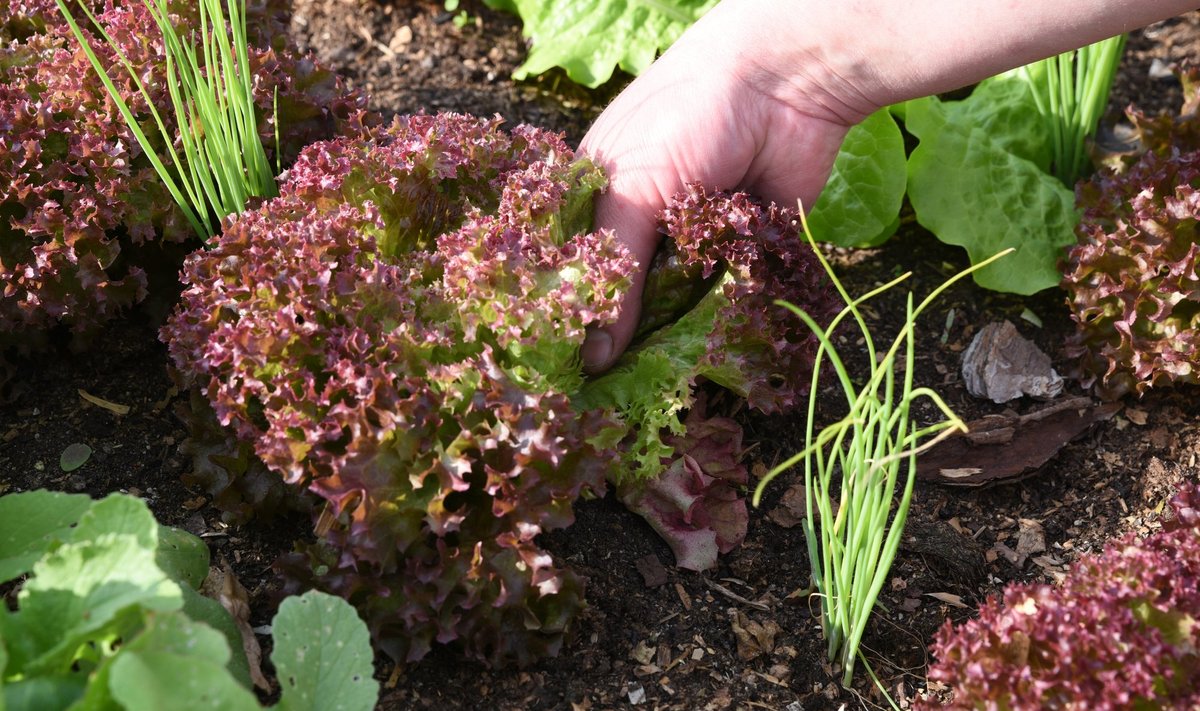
[390,25,413,50]
[626,682,646,705]
[961,320,1062,403]
[1149,57,1174,80]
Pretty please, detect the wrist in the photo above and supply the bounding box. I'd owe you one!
[693,0,886,127]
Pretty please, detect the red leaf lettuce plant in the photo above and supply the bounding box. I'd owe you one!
[1063,68,1200,398]
[161,112,837,665]
[0,0,367,350]
[920,481,1200,710]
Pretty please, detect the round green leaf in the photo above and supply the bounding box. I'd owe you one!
[0,490,92,583]
[272,591,378,711]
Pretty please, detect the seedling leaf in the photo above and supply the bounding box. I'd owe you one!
[58,443,92,473]
[109,613,259,711]
[178,586,255,690]
[6,496,180,676]
[154,525,210,591]
[70,493,158,549]
[2,675,86,711]
[272,591,378,711]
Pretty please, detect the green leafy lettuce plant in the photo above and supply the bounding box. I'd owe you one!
[808,36,1125,295]
[0,490,378,711]
[56,0,278,239]
[484,0,718,87]
[753,212,1011,687]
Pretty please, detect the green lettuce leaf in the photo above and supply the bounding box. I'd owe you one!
[5,495,182,677]
[807,108,906,247]
[904,77,1078,294]
[503,0,719,87]
[0,491,92,584]
[108,614,260,711]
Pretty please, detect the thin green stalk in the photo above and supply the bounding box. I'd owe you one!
[54,0,212,237]
[1022,34,1126,185]
[753,204,1012,686]
[56,0,278,241]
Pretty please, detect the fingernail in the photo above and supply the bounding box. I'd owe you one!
[581,330,613,370]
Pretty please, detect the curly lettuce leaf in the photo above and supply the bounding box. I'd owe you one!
[503,0,718,87]
[616,403,747,571]
[576,185,837,570]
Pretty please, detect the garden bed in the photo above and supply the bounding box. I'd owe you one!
[3,1,1199,708]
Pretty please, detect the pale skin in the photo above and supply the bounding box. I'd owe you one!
[579,0,1197,371]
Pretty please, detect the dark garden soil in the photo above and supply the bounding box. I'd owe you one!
[4,2,1200,709]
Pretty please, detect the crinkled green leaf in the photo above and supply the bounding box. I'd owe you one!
[108,614,259,711]
[808,108,907,247]
[272,591,378,711]
[944,72,1055,169]
[154,526,209,591]
[905,93,1077,294]
[0,491,92,584]
[6,496,180,676]
[507,0,718,87]
[69,494,157,550]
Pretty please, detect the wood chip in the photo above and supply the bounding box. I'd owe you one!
[703,578,770,611]
[201,563,270,691]
[674,582,692,611]
[925,592,970,609]
[729,610,779,661]
[78,389,131,415]
[919,397,1121,486]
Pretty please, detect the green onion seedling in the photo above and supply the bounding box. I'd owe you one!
[55,0,279,240]
[753,207,1012,687]
[1023,34,1127,185]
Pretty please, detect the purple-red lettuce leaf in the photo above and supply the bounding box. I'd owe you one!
[1063,74,1200,398]
[615,398,749,571]
[921,482,1200,710]
[163,114,630,666]
[0,0,367,350]
[164,112,837,661]
[577,184,837,570]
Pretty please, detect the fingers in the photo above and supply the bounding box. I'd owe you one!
[580,169,664,372]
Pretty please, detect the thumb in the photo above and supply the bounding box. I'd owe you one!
[582,188,662,373]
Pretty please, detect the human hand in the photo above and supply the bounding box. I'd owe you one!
[578,0,1195,373]
[578,0,874,371]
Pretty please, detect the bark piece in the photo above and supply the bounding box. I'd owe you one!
[918,397,1121,486]
[635,554,669,588]
[729,611,779,661]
